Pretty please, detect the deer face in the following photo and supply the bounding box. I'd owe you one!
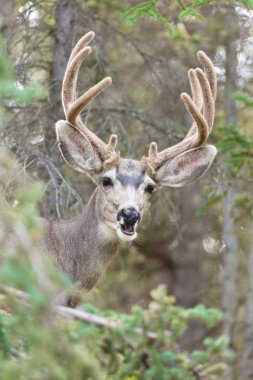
[98,159,156,241]
[55,121,155,241]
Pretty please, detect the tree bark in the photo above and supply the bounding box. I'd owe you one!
[47,0,76,162]
[42,0,76,219]
[0,0,16,53]
[222,6,239,380]
[241,221,253,379]
[173,185,207,349]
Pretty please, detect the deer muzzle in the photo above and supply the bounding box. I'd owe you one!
[117,207,141,237]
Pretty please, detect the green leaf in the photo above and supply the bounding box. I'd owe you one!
[232,92,253,107]
[212,335,230,350]
[234,0,253,9]
[191,350,209,362]
[121,0,176,36]
[179,7,205,22]
[196,194,223,216]
[179,0,212,21]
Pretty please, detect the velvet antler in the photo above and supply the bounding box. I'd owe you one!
[143,51,216,171]
[61,31,118,163]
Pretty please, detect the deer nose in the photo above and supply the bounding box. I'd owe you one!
[117,207,140,226]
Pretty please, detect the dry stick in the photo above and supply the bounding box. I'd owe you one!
[0,285,30,302]
[58,306,164,340]
[0,285,167,340]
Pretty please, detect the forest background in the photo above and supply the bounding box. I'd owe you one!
[1,1,253,379]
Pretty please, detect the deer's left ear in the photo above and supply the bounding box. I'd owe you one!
[155,145,217,187]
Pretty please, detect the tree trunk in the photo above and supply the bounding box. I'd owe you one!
[0,0,16,53]
[241,221,253,379]
[173,185,206,349]
[222,6,239,380]
[42,0,76,219]
[48,0,76,126]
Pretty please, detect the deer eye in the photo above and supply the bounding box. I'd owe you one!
[145,184,155,194]
[102,176,113,187]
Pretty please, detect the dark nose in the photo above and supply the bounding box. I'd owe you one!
[117,207,140,226]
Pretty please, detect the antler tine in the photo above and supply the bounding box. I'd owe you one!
[195,68,215,131]
[61,31,119,163]
[67,76,112,124]
[143,51,216,171]
[183,68,204,140]
[62,31,95,115]
[196,50,217,133]
[197,50,217,101]
[185,53,216,142]
[188,68,202,109]
[68,31,95,64]
[180,91,209,143]
[62,46,92,117]
[63,45,112,123]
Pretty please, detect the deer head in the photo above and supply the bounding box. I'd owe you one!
[56,31,217,242]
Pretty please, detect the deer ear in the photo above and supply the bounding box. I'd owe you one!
[156,145,217,187]
[55,120,103,175]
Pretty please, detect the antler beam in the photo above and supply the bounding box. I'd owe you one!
[143,51,216,171]
[62,31,119,163]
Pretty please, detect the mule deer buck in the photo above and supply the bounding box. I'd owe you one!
[43,31,217,307]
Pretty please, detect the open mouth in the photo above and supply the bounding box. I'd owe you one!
[120,223,135,236]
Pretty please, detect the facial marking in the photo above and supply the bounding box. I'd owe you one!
[100,159,154,242]
[116,164,145,188]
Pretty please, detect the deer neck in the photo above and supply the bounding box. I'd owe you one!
[44,187,121,290]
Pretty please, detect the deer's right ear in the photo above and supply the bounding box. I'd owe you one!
[55,120,103,177]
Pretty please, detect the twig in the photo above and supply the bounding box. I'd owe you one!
[58,306,120,328]
[0,285,168,340]
[58,305,163,340]
[0,285,30,302]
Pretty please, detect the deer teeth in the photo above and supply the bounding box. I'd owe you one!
[120,223,134,236]
[117,225,137,242]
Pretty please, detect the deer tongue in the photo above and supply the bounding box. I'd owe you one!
[121,224,134,235]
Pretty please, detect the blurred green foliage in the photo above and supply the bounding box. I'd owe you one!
[217,124,253,175]
[196,92,253,219]
[121,0,253,36]
[0,39,44,105]
[121,0,176,36]
[1,266,232,380]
